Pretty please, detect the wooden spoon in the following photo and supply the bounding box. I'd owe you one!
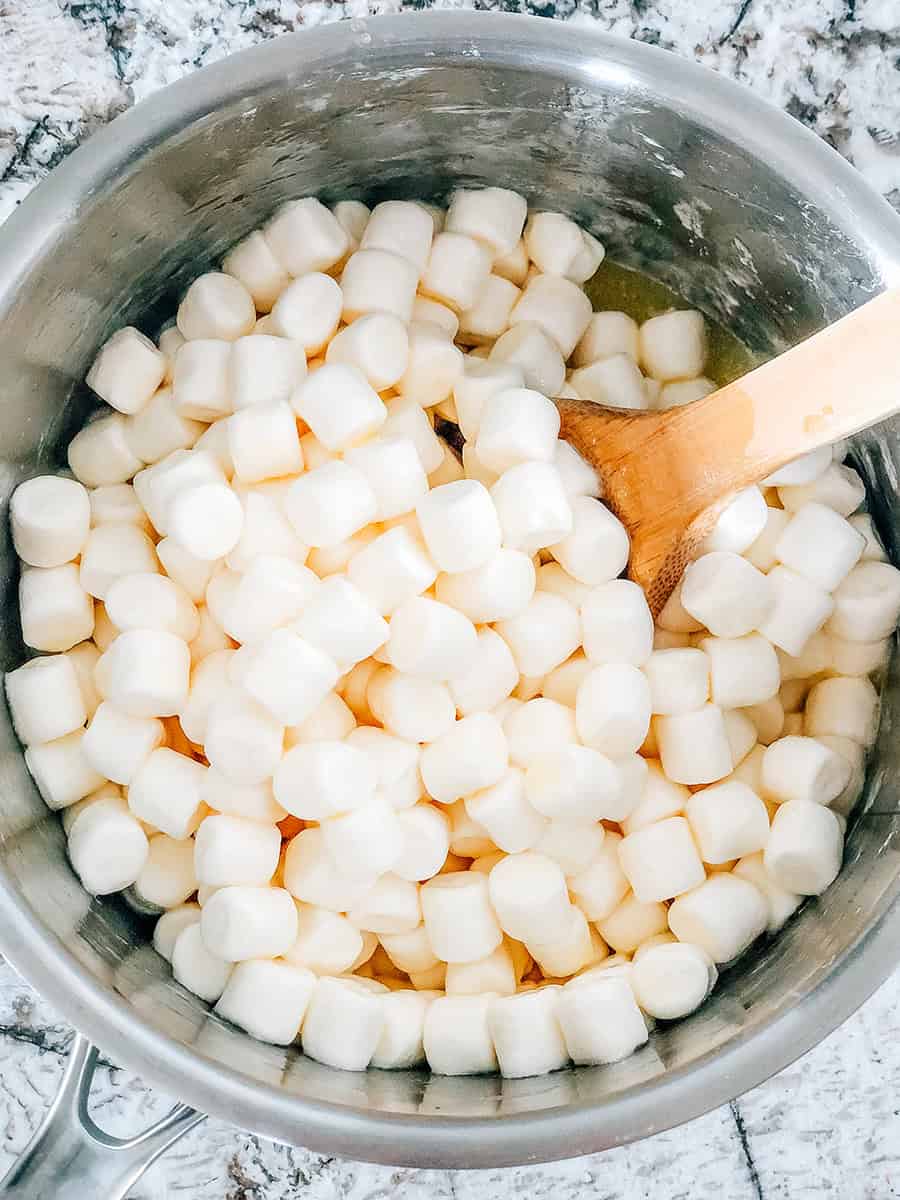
[555,287,900,616]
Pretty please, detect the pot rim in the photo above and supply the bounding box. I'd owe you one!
[2,11,900,1166]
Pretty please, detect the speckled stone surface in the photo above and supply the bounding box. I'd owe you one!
[2,2,900,1196]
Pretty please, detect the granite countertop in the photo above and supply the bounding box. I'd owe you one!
[2,1,900,1196]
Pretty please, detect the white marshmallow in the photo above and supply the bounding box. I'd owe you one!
[420,713,508,804]
[743,696,786,745]
[656,704,733,785]
[86,326,166,415]
[216,959,315,1046]
[764,799,843,895]
[488,851,572,943]
[361,200,435,271]
[172,923,233,1002]
[492,238,529,286]
[424,994,497,1075]
[239,628,339,727]
[680,552,772,638]
[179,649,233,744]
[621,761,687,835]
[371,989,432,1069]
[393,804,451,882]
[733,852,802,933]
[496,591,580,678]
[264,198,350,276]
[226,400,303,486]
[293,363,387,452]
[488,987,568,1079]
[542,652,593,708]
[325,313,409,393]
[99,630,190,718]
[849,512,887,561]
[421,870,502,964]
[321,795,403,878]
[475,389,560,479]
[380,924,440,974]
[105,573,199,642]
[579,582,653,671]
[397,321,464,408]
[412,297,459,338]
[285,906,364,975]
[202,768,285,824]
[420,232,492,313]
[524,212,594,277]
[10,476,91,569]
[700,634,780,708]
[156,538,217,605]
[631,942,716,1021]
[274,740,376,820]
[226,489,307,573]
[229,335,307,413]
[88,483,152,533]
[348,873,421,935]
[827,633,889,677]
[458,275,520,346]
[446,942,517,997]
[656,581,704,635]
[25,730,105,811]
[341,249,418,323]
[553,440,601,502]
[153,903,201,963]
[668,874,767,963]
[778,463,865,517]
[158,326,185,385]
[91,603,116,653]
[446,188,526,257]
[643,648,709,715]
[617,812,705,901]
[388,595,477,681]
[81,702,163,785]
[702,488,768,557]
[204,686,284,785]
[414,480,501,575]
[297,576,388,671]
[827,560,900,642]
[135,834,197,909]
[135,448,225,535]
[347,527,437,617]
[509,274,592,359]
[465,770,546,854]
[549,498,630,588]
[536,563,591,608]
[759,566,834,657]
[222,230,291,312]
[526,904,595,976]
[453,360,524,442]
[227,556,318,645]
[774,502,864,592]
[448,628,518,717]
[285,690,355,749]
[270,272,342,354]
[171,339,232,422]
[128,747,205,838]
[491,461,572,554]
[201,885,298,961]
[194,814,280,887]
[284,460,377,548]
[639,310,706,381]
[177,273,255,342]
[380,396,445,474]
[68,413,144,487]
[569,353,648,410]
[344,437,429,524]
[345,726,422,811]
[79,523,158,603]
[805,675,879,745]
[524,744,620,825]
[569,832,630,921]
[744,506,791,573]
[283,827,376,912]
[447,799,495,857]
[573,312,639,367]
[762,446,833,487]
[371,671,456,742]
[762,735,852,805]
[686,779,770,863]
[488,322,565,396]
[559,974,648,1065]
[435,548,535,624]
[5,654,87,746]
[575,663,651,757]
[193,418,235,479]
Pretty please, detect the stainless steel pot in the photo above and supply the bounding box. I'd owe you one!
[1,13,900,1196]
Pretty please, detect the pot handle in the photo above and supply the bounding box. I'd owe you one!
[0,1033,205,1199]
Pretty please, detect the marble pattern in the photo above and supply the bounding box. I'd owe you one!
[1,0,900,1195]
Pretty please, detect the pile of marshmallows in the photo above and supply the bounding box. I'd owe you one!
[6,187,900,1080]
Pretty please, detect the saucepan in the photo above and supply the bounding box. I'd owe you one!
[1,13,900,1197]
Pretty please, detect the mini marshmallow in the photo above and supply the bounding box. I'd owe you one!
[264,198,350,276]
[541,652,593,709]
[297,576,388,670]
[172,923,233,1002]
[445,942,517,997]
[435,548,536,624]
[724,710,759,767]
[171,339,232,422]
[827,633,889,676]
[475,388,560,475]
[397,321,464,407]
[668,874,767,963]
[759,566,834,657]
[88,483,152,532]
[631,942,716,1021]
[778,462,865,516]
[559,974,648,1065]
[827,560,900,642]
[153,903,201,962]
[424,994,498,1075]
[762,735,852,805]
[82,702,163,785]
[524,744,620,825]
[493,238,529,287]
[639,310,706,381]
[348,873,421,935]
[321,795,403,878]
[656,704,733,786]
[489,322,565,396]
[345,726,422,811]
[509,274,592,360]
[91,603,116,653]
[680,552,772,638]
[412,297,459,338]
[25,730,105,811]
[643,648,710,716]
[447,798,495,857]
[453,360,525,443]
[105,573,199,642]
[204,686,284,785]
[488,987,568,1079]
[763,446,833,487]
[743,696,785,745]
[527,905,595,977]
[283,827,376,911]
[344,437,428,525]
[284,460,378,548]
[549,497,630,588]
[99,630,190,718]
[347,527,436,617]
[496,591,581,678]
[574,311,640,367]
[194,814,280,887]
[177,273,255,342]
[371,989,432,1069]
[774,502,864,591]
[420,713,508,804]
[388,595,477,681]
[135,834,197,909]
[380,396,445,474]
[193,418,235,479]
[135,448,225,535]
[179,648,233,744]
[446,188,527,257]
[393,804,451,882]
[700,634,780,709]
[270,272,342,353]
[732,853,802,933]
[201,885,298,961]
[805,675,879,745]
[579,582,654,670]
[420,232,493,313]
[372,671,456,742]
[158,326,185,384]
[536,563,591,608]
[240,628,340,727]
[569,353,648,411]
[380,924,440,975]
[285,690,355,749]
[488,851,572,943]
[448,628,518,717]
[86,327,166,414]
[685,780,770,863]
[457,275,520,346]
[293,363,387,452]
[5,654,87,745]
[128,747,205,838]
[202,768,285,824]
[212,557,315,645]
[618,816,705,903]
[764,799,843,895]
[414,479,501,575]
[848,512,887,561]
[361,200,435,272]
[333,201,373,246]
[66,802,148,896]
[274,740,376,820]
[10,476,91,569]
[156,538,217,605]
[491,461,572,554]
[524,212,588,276]
[569,833,630,921]
[216,959,316,1046]
[226,400,303,486]
[575,664,651,757]
[744,506,792,573]
[326,315,409,394]
[621,761,687,835]
[68,413,144,487]
[226,489,307,573]
[341,249,419,324]
[222,230,291,312]
[464,770,545,854]
[285,906,364,975]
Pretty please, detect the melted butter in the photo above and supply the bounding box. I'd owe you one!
[585,259,758,386]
